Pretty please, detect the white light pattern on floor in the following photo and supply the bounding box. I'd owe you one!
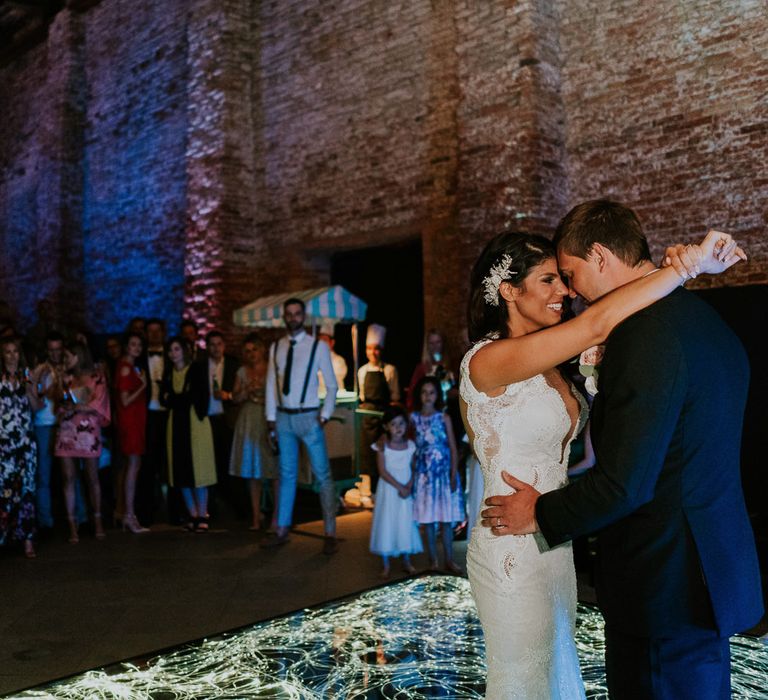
[7,576,768,699]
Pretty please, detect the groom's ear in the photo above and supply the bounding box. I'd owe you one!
[588,243,609,272]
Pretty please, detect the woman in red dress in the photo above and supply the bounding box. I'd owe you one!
[114,333,149,533]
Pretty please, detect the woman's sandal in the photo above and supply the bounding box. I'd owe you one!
[195,516,210,533]
[67,519,79,544]
[183,519,197,532]
[94,514,106,540]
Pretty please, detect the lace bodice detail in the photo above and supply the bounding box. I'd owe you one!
[460,338,588,496]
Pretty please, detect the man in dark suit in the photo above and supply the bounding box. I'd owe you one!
[481,200,763,698]
[205,330,240,512]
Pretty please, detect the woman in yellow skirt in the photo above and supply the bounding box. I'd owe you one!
[161,337,216,531]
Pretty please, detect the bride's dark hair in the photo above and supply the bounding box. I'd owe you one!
[467,231,556,343]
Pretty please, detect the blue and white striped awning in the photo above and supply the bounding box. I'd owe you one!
[233,286,368,328]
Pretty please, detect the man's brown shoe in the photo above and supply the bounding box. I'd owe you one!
[322,536,339,555]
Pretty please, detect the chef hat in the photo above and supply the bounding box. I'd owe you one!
[366,323,386,348]
[319,320,335,337]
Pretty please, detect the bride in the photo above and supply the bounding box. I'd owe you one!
[459,228,741,699]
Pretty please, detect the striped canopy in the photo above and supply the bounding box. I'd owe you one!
[233,286,368,328]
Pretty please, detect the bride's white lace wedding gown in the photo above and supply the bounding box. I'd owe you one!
[461,339,588,700]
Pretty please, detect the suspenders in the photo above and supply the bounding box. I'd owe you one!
[275,336,320,409]
[300,338,320,408]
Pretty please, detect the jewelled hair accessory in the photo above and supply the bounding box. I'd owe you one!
[482,254,517,306]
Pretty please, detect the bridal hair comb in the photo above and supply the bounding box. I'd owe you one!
[482,254,517,306]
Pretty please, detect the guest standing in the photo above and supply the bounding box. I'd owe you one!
[114,332,149,533]
[411,375,463,573]
[407,329,455,407]
[161,337,216,532]
[229,335,279,530]
[30,331,65,531]
[205,331,239,510]
[317,322,348,394]
[55,341,111,543]
[137,318,169,525]
[263,298,339,554]
[369,405,422,577]
[407,328,462,443]
[0,337,40,558]
[180,319,203,361]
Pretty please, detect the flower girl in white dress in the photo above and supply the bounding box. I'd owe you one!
[369,405,423,577]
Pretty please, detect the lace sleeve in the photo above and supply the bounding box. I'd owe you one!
[459,339,493,404]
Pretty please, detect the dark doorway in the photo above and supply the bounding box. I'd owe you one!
[331,239,424,398]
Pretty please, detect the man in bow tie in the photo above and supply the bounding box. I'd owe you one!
[136,318,174,525]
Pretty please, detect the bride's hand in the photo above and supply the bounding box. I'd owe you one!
[663,230,746,279]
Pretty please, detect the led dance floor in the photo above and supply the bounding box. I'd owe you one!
[8,575,768,699]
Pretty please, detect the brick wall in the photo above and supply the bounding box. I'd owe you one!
[0,0,766,345]
[80,0,189,331]
[0,10,87,331]
[560,0,768,289]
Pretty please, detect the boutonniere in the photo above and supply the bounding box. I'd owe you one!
[578,345,605,396]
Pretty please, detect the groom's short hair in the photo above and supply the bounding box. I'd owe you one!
[553,199,652,267]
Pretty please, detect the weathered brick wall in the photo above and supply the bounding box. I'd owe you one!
[208,0,568,350]
[451,0,567,348]
[559,0,768,288]
[1,0,766,344]
[0,10,87,331]
[81,0,189,331]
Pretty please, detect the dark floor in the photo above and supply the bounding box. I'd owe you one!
[0,507,474,696]
[1,505,765,697]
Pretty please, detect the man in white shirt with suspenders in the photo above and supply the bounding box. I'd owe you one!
[263,298,340,554]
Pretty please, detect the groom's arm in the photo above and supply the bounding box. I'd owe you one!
[535,312,687,547]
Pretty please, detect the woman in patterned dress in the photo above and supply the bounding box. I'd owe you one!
[55,340,111,543]
[0,337,40,558]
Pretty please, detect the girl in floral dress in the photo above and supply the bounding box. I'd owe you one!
[0,337,40,558]
[411,375,464,573]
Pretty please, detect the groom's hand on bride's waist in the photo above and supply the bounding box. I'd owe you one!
[480,471,540,536]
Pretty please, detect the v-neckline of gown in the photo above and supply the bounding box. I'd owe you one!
[539,372,582,465]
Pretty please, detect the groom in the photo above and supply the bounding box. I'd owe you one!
[481,200,763,699]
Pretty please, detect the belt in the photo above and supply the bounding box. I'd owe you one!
[277,407,319,415]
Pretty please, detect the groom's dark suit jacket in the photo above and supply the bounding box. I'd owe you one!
[536,287,763,638]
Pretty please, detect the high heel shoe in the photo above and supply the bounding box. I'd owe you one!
[94,513,106,540]
[122,514,149,534]
[24,540,37,559]
[67,518,79,544]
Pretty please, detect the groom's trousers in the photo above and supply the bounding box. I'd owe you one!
[604,624,730,699]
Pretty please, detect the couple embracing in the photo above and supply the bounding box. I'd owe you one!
[461,200,763,699]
